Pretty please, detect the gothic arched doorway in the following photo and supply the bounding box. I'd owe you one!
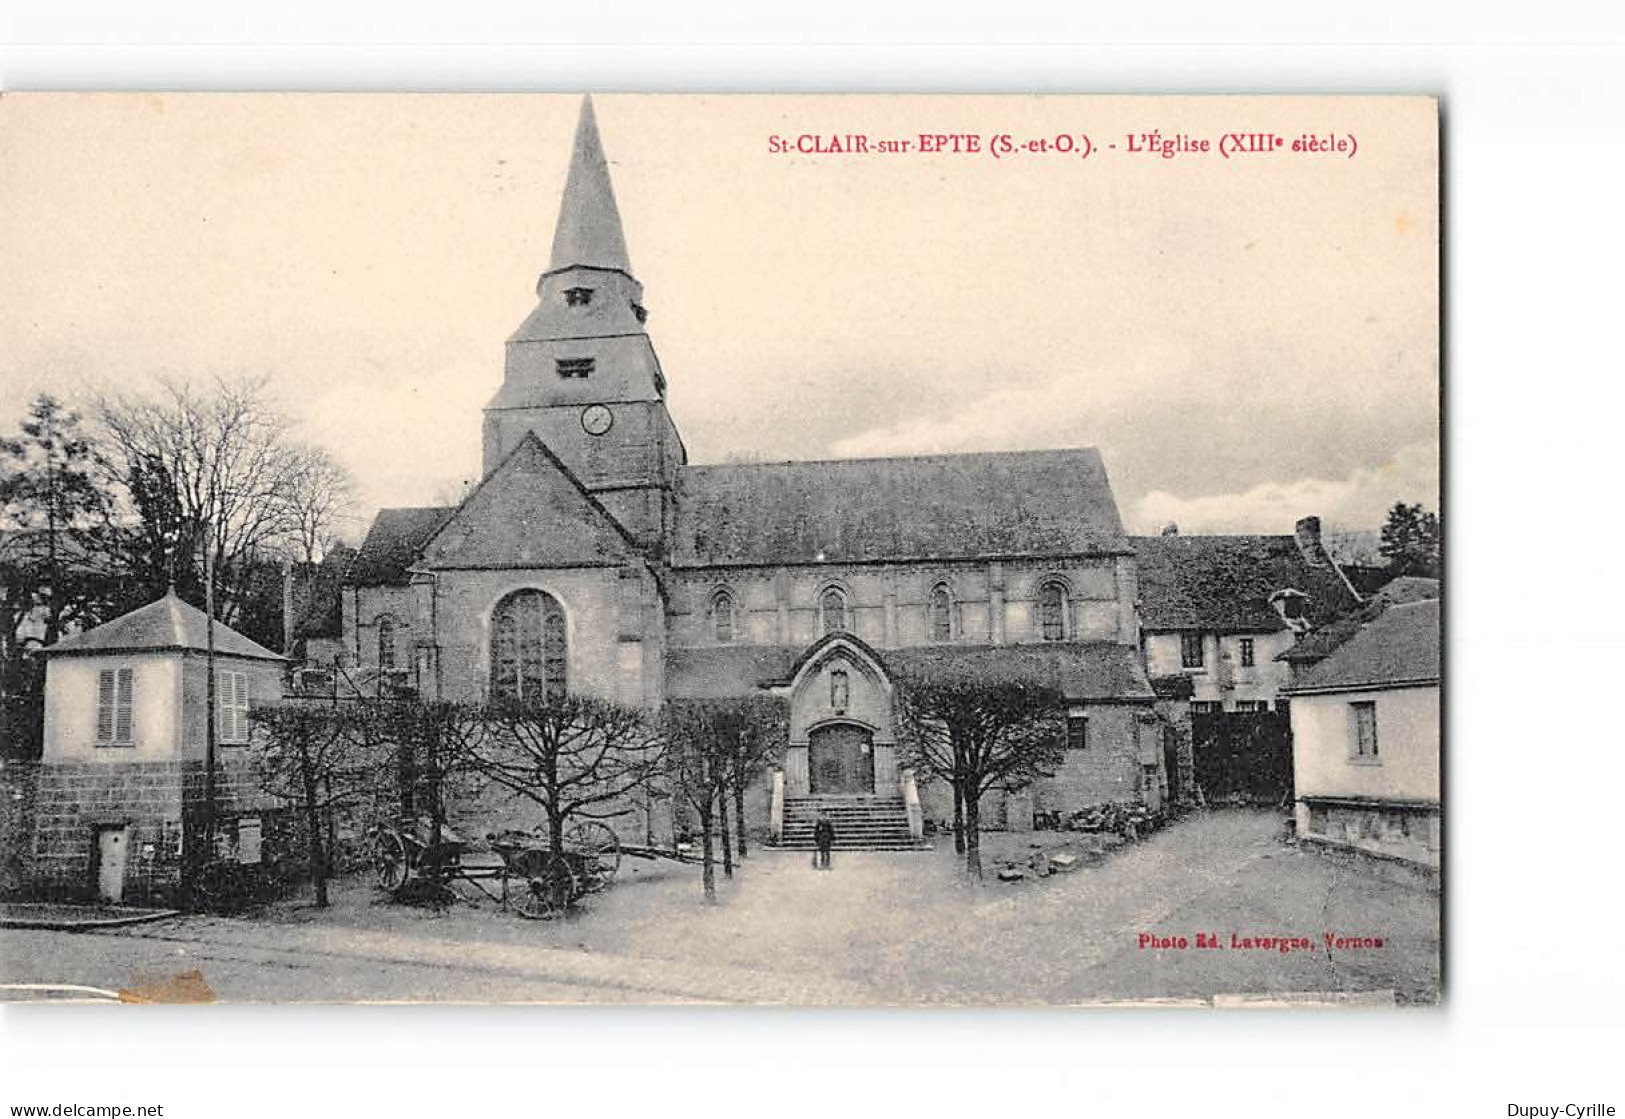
[808,722,875,795]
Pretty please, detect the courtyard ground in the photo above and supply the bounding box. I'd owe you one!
[0,808,1440,1005]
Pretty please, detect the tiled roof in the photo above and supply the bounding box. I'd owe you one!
[1132,534,1360,633]
[44,590,285,661]
[665,646,799,699]
[664,640,1153,703]
[672,448,1129,568]
[1276,577,1440,665]
[1284,599,1440,695]
[885,643,1155,703]
[1371,576,1441,608]
[348,507,454,586]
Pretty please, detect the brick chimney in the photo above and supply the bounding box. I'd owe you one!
[1294,515,1331,568]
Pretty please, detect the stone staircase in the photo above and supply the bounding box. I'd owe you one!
[776,795,926,851]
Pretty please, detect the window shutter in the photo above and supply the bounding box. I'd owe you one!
[114,668,134,742]
[97,669,115,742]
[219,671,248,743]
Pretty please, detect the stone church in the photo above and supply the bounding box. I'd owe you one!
[340,97,1170,841]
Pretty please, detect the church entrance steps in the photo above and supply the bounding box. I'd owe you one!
[774,795,927,851]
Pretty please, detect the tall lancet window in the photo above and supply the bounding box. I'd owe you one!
[820,587,849,635]
[1038,581,1069,643]
[711,589,737,645]
[491,590,568,702]
[929,584,955,643]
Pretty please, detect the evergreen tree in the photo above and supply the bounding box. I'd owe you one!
[1379,501,1442,578]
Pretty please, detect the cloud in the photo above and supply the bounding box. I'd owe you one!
[1132,439,1439,535]
[828,343,1198,460]
[301,363,489,521]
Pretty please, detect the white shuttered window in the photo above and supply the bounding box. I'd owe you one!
[96,667,135,746]
[219,670,250,745]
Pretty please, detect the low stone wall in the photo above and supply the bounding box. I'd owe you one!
[1295,797,1440,888]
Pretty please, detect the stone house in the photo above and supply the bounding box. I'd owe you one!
[30,590,285,903]
[338,97,1169,845]
[1134,518,1362,716]
[1283,598,1440,876]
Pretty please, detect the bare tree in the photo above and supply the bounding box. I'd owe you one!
[94,376,352,626]
[719,696,788,860]
[285,445,355,565]
[252,702,391,906]
[894,659,1067,880]
[452,695,665,858]
[661,700,735,903]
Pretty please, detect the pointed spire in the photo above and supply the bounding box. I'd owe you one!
[548,95,632,276]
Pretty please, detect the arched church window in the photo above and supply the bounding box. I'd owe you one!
[820,587,849,635]
[929,583,955,643]
[711,589,737,644]
[491,590,568,702]
[376,616,397,671]
[1038,580,1069,643]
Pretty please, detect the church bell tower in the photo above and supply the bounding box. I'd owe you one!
[482,96,686,550]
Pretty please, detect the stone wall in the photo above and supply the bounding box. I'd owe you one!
[668,556,1132,651]
[30,760,186,904]
[28,754,283,905]
[0,759,40,896]
[914,703,1163,830]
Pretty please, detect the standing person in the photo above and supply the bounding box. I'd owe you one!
[814,811,835,871]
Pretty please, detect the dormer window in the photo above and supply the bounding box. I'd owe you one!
[564,287,594,307]
[1269,589,1311,629]
[556,357,595,380]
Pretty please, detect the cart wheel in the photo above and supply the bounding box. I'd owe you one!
[372,829,410,893]
[565,821,621,891]
[508,849,576,919]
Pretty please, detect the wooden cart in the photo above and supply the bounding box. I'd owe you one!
[367,818,623,919]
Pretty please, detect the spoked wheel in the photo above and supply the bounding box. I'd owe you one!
[565,821,621,892]
[372,829,411,893]
[507,849,577,919]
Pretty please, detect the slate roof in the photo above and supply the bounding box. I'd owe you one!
[1276,577,1440,666]
[884,643,1155,703]
[671,448,1129,568]
[1371,576,1441,608]
[349,507,455,586]
[664,640,1153,702]
[665,646,799,699]
[549,96,632,277]
[1283,599,1439,695]
[44,590,285,661]
[1132,534,1360,633]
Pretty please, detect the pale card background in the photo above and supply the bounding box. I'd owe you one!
[1,4,1622,1118]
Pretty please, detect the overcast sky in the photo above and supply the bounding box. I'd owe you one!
[1,93,1438,539]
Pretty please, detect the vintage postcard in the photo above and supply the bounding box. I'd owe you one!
[0,93,1440,1006]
